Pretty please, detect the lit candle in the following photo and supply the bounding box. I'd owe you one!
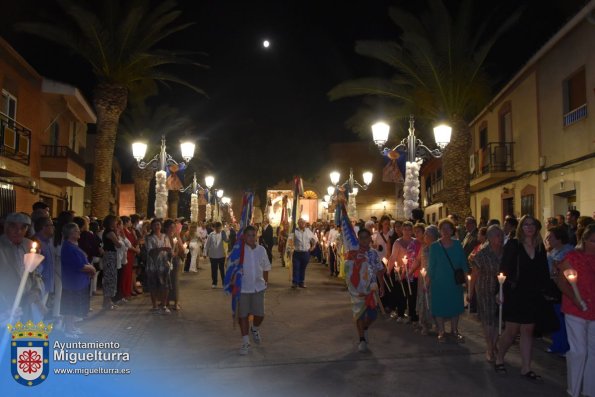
[403,256,412,295]
[564,269,588,312]
[467,274,472,314]
[420,268,429,309]
[10,243,45,323]
[497,272,506,335]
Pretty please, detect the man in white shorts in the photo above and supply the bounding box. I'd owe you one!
[238,225,271,355]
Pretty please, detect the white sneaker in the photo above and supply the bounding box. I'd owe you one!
[211,284,217,289]
[250,327,261,344]
[239,343,250,355]
[358,340,367,352]
[161,307,171,315]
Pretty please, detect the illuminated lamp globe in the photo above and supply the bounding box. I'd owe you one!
[180,141,195,162]
[372,122,390,148]
[132,142,147,161]
[329,171,340,185]
[362,171,373,186]
[433,124,452,149]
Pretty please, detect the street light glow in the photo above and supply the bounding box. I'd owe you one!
[362,171,373,186]
[132,142,147,161]
[433,124,452,149]
[263,40,270,48]
[329,171,340,185]
[327,186,335,196]
[372,122,390,147]
[205,175,215,189]
[180,141,195,162]
[217,189,224,198]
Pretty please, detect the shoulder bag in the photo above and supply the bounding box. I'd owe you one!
[440,241,466,285]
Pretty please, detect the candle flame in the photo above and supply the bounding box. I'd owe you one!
[30,242,37,253]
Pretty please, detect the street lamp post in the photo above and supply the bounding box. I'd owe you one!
[132,136,195,219]
[180,173,214,223]
[328,168,373,220]
[372,115,451,219]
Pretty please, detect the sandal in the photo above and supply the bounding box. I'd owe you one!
[494,364,507,374]
[437,333,446,343]
[521,371,543,383]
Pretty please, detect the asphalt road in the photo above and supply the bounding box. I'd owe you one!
[74,254,568,397]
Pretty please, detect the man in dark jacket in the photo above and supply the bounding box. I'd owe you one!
[261,218,274,264]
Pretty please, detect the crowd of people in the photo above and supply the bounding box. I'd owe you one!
[1,201,593,395]
[304,210,593,396]
[0,202,248,336]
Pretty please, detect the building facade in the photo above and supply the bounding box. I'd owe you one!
[0,37,95,218]
[469,5,595,223]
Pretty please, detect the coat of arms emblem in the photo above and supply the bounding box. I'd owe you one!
[8,320,53,387]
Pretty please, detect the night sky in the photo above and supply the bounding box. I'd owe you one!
[0,0,586,192]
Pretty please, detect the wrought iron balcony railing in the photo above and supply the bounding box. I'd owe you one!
[470,142,514,180]
[41,145,86,168]
[0,112,31,166]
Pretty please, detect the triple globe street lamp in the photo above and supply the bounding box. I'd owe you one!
[371,115,451,219]
[325,168,373,220]
[132,136,195,218]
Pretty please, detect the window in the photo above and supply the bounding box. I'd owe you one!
[521,195,535,217]
[1,90,17,121]
[563,68,587,126]
[499,102,512,143]
[0,185,16,218]
[480,126,488,149]
[481,198,490,222]
[50,122,60,147]
[520,185,536,217]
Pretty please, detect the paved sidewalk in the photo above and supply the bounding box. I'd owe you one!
[74,255,568,397]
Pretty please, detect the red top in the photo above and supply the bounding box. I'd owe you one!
[561,251,595,320]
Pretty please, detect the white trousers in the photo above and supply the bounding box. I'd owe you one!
[565,314,595,397]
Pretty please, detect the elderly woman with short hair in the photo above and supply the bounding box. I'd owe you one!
[416,225,439,335]
[60,222,96,338]
[428,218,468,342]
[469,225,504,362]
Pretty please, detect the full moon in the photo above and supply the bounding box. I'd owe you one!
[263,40,270,48]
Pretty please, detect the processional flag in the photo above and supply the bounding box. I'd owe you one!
[223,192,254,322]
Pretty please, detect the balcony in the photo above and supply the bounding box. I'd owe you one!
[40,145,86,187]
[0,113,31,176]
[563,104,587,127]
[470,142,515,191]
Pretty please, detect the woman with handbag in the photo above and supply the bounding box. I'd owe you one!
[556,223,595,397]
[495,215,550,382]
[428,218,468,342]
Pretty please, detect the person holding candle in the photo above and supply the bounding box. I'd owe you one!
[495,215,550,381]
[545,225,574,355]
[145,218,173,314]
[32,216,56,315]
[417,225,439,335]
[0,212,44,322]
[389,221,421,323]
[428,218,468,342]
[60,222,96,338]
[555,223,595,397]
[101,215,122,310]
[165,219,185,311]
[469,225,504,362]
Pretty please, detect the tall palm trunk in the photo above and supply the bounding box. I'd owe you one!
[132,167,153,217]
[168,190,179,219]
[437,116,472,217]
[91,83,128,218]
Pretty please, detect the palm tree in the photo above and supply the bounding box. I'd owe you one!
[17,0,206,217]
[329,0,522,217]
